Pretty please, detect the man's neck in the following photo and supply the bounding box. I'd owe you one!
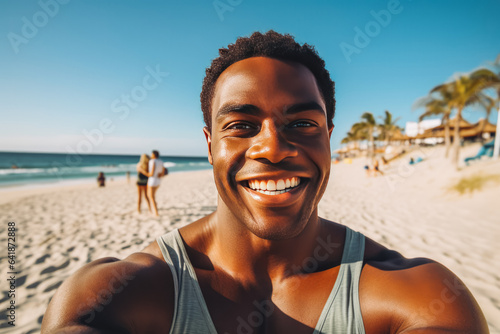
[206,204,334,285]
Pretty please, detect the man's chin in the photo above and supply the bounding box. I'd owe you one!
[246,216,309,241]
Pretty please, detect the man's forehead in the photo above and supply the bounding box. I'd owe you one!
[211,57,324,114]
[217,56,316,85]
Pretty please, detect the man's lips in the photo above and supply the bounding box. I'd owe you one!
[237,175,309,208]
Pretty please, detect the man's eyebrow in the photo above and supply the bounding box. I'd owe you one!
[216,104,261,120]
[215,101,325,120]
[285,102,325,115]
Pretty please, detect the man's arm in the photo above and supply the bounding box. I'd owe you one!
[42,253,174,334]
[361,258,488,333]
[148,160,156,178]
[136,165,148,177]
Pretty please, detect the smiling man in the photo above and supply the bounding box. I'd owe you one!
[42,31,488,334]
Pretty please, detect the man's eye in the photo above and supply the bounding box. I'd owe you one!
[228,123,253,130]
[290,121,314,128]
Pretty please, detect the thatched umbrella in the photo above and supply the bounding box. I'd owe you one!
[415,115,477,140]
[459,119,496,138]
[390,129,411,142]
[429,115,473,131]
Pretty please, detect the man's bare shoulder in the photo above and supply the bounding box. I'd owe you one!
[42,250,174,334]
[360,236,488,333]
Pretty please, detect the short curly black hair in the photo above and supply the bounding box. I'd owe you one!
[200,30,335,131]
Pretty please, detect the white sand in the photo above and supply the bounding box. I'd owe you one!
[0,143,499,333]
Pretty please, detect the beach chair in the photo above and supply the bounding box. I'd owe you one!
[464,141,494,165]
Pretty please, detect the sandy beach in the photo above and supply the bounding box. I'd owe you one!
[1,143,499,333]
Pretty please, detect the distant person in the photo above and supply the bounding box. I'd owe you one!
[364,163,371,177]
[409,157,424,165]
[135,154,151,214]
[126,171,130,184]
[373,158,383,176]
[146,150,165,217]
[363,157,371,177]
[96,172,105,187]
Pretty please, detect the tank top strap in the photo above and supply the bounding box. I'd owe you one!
[157,230,218,334]
[314,227,366,333]
[341,226,366,265]
[157,231,180,334]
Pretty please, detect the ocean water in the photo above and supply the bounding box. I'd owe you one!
[0,152,212,188]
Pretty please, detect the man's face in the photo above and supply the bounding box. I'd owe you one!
[204,57,333,240]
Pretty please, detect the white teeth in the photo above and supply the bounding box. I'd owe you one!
[256,189,287,195]
[293,177,300,187]
[247,177,302,194]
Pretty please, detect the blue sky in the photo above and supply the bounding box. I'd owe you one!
[1,0,499,156]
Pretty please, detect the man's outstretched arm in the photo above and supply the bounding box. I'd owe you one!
[42,253,174,334]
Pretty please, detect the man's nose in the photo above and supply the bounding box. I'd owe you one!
[246,121,298,164]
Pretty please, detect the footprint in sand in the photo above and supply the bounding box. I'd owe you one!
[35,254,51,264]
[40,259,70,275]
[26,280,42,289]
[131,238,143,245]
[43,280,63,293]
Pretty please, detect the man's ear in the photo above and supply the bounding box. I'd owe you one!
[203,127,213,165]
[328,124,334,139]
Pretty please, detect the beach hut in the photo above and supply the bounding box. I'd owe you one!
[389,129,411,144]
[467,118,497,139]
[443,116,473,130]
[417,116,474,139]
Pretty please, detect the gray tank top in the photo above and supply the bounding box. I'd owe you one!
[156,227,366,334]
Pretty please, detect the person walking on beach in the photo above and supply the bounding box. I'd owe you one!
[146,150,164,217]
[135,154,151,214]
[372,158,384,176]
[43,31,488,334]
[96,172,105,187]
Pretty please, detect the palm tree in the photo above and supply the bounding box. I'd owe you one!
[473,56,500,159]
[431,70,500,169]
[475,94,496,142]
[352,112,377,158]
[378,110,401,145]
[341,131,358,146]
[414,89,453,157]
